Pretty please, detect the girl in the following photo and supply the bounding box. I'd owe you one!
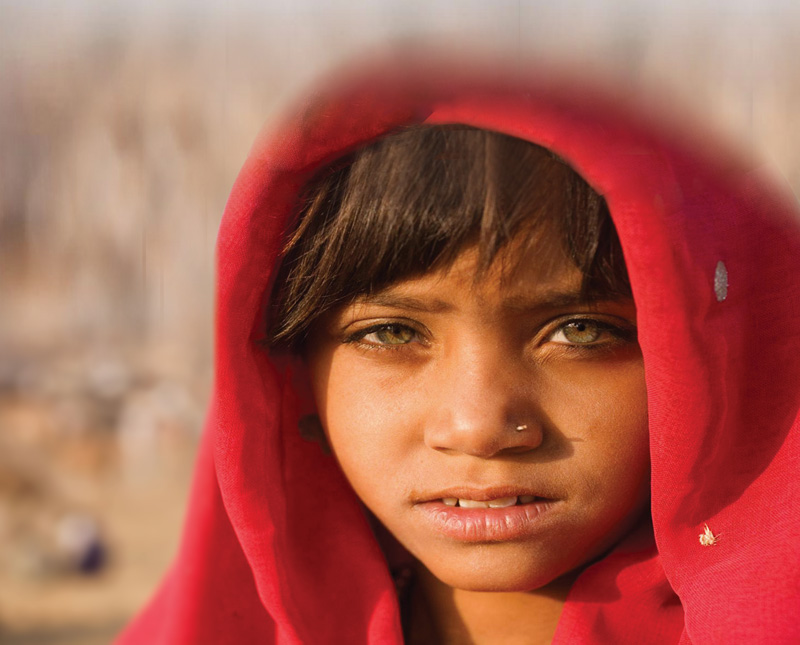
[118,58,800,643]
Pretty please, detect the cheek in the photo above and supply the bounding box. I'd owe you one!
[315,349,429,431]
[308,353,419,491]
[534,359,650,565]
[542,357,650,497]
[542,353,648,440]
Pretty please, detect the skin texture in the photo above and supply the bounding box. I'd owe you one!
[306,232,650,643]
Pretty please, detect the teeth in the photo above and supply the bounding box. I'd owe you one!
[449,496,519,508]
[488,496,518,508]
[440,495,538,507]
[458,499,490,508]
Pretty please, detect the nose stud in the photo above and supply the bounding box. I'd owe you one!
[514,424,528,433]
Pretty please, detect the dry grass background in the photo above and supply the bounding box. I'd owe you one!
[0,2,798,642]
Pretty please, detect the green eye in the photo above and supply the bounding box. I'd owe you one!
[371,324,415,345]
[558,320,602,344]
[549,318,633,346]
[351,323,419,347]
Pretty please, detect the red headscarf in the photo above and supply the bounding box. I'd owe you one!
[118,57,800,643]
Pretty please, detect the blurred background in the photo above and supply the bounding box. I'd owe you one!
[0,1,798,643]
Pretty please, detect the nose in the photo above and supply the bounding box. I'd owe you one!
[423,341,544,458]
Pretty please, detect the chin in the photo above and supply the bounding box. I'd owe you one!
[419,545,574,593]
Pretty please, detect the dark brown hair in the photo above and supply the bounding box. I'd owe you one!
[268,125,630,351]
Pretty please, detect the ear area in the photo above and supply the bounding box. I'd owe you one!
[297,413,332,455]
[287,358,332,455]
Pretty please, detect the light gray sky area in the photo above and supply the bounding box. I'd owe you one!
[2,0,797,38]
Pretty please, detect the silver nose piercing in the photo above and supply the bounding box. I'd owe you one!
[515,424,528,433]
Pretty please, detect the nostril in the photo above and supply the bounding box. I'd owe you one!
[426,419,544,458]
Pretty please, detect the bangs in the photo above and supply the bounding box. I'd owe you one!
[268,126,630,351]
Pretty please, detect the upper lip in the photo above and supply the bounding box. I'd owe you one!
[415,486,553,503]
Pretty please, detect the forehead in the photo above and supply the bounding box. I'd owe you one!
[345,237,596,324]
[364,225,581,299]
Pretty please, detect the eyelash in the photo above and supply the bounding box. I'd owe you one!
[547,318,636,349]
[344,322,426,350]
[343,317,636,352]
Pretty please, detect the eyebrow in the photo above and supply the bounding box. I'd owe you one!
[352,288,623,315]
[500,290,597,312]
[352,294,454,313]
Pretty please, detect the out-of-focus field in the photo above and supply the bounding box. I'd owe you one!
[1,8,278,642]
[0,3,798,643]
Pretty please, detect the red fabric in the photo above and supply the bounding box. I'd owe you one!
[117,59,800,643]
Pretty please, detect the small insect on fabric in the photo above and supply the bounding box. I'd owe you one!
[699,523,720,546]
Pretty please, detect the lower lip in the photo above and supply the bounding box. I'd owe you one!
[415,500,559,542]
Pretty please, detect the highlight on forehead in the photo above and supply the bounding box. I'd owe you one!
[267,125,631,351]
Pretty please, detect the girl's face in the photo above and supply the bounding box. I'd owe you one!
[306,230,649,592]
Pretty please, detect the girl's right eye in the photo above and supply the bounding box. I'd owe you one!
[347,323,420,348]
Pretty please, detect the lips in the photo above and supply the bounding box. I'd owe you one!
[414,487,560,542]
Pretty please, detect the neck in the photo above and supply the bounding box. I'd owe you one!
[409,563,577,645]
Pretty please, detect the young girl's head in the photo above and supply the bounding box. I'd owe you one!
[269,125,650,592]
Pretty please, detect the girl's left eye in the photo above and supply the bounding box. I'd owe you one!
[547,319,633,346]
[350,323,420,347]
